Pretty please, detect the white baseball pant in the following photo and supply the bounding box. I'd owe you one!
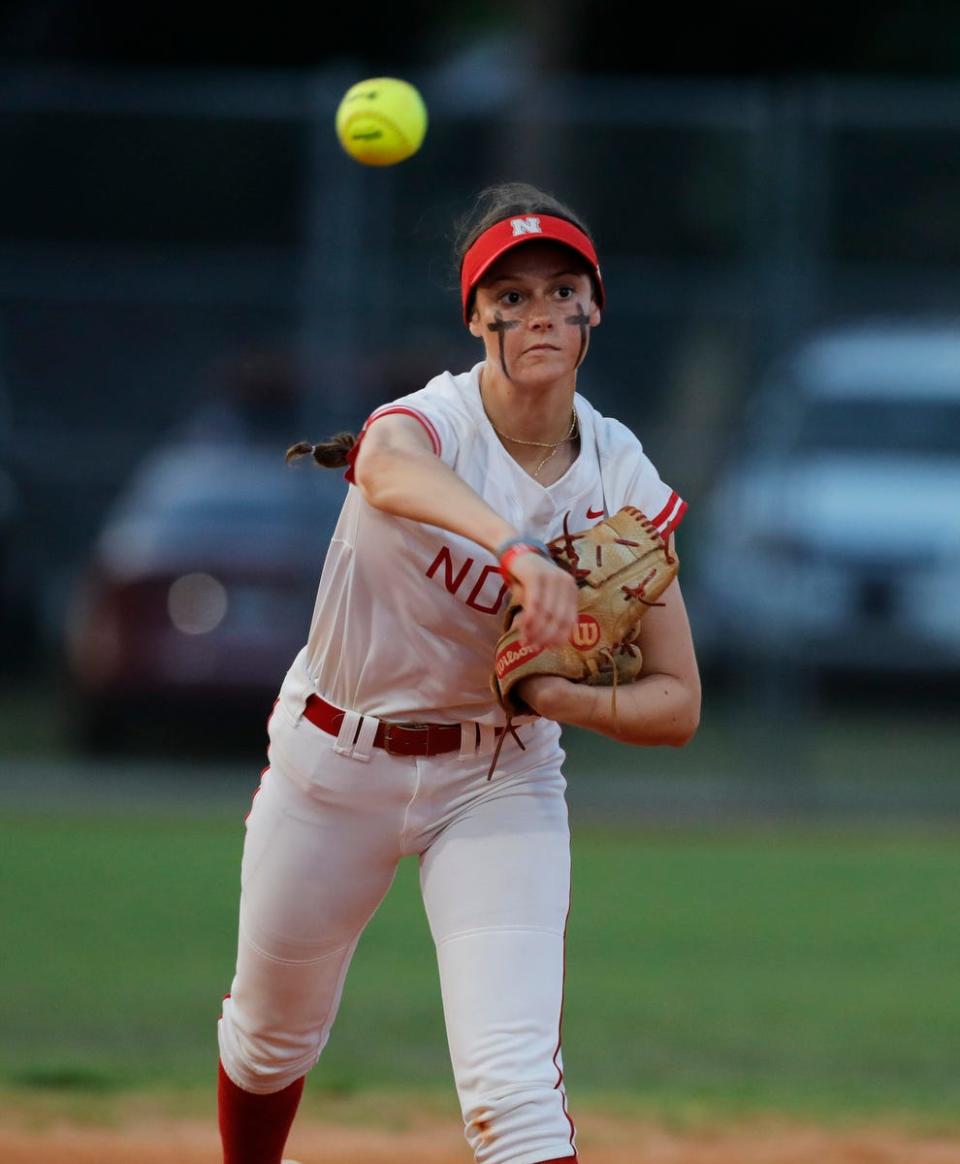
[218,702,577,1164]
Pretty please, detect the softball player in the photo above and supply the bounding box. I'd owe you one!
[217,182,700,1164]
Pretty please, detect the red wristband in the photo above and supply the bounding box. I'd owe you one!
[498,539,549,581]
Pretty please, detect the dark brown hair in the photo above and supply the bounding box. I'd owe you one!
[285,432,356,469]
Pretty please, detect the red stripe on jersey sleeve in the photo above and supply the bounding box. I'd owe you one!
[648,490,687,537]
[660,497,688,537]
[344,405,442,482]
[650,490,679,529]
[367,405,442,454]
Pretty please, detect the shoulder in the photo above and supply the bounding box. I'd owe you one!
[363,366,480,463]
[598,416,646,456]
[580,395,686,532]
[575,394,646,458]
[380,367,476,419]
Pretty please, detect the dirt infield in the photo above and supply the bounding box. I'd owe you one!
[1,1111,959,1164]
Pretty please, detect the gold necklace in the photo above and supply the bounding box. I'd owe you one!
[479,373,579,479]
[488,408,578,478]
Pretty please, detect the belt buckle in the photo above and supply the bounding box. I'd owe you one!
[382,721,431,756]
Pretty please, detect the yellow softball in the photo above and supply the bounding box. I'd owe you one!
[335,77,427,166]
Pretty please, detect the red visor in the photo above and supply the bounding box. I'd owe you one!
[460,213,604,323]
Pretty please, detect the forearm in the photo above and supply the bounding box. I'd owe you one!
[356,446,516,553]
[354,427,578,651]
[546,672,700,747]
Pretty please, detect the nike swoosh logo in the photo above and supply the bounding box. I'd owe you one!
[587,506,604,519]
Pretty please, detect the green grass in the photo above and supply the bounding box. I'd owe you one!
[2,812,959,1125]
[564,827,960,1123]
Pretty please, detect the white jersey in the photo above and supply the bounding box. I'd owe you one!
[282,362,686,726]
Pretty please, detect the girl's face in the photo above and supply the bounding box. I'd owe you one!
[468,241,601,383]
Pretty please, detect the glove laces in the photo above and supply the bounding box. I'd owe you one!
[486,716,527,780]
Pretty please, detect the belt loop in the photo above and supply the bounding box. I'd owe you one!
[351,715,378,762]
[476,724,498,757]
[334,710,363,757]
[458,722,479,758]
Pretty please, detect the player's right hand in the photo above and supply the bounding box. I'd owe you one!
[507,552,578,651]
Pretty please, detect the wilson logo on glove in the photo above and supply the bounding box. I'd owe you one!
[495,642,544,680]
[491,506,679,718]
[570,614,601,650]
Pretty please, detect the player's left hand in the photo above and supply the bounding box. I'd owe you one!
[515,674,579,720]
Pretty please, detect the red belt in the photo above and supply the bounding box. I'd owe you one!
[304,694,504,758]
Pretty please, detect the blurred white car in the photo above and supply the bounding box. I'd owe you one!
[693,320,960,675]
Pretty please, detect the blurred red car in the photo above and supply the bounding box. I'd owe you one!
[64,443,346,750]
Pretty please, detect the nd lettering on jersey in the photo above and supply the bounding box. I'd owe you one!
[426,545,509,615]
